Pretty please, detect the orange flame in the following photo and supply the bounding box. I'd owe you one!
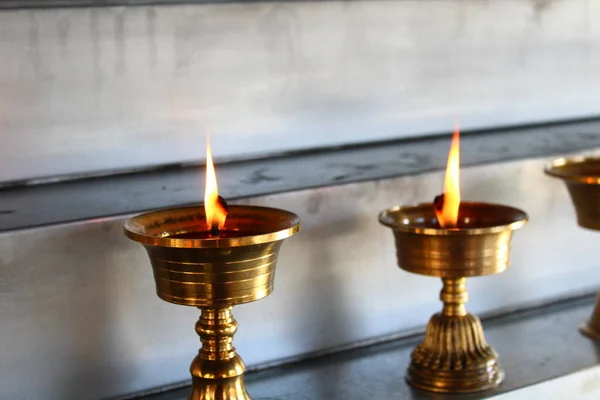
[204,134,227,231]
[436,128,461,228]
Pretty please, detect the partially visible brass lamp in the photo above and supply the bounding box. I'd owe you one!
[125,136,300,399]
[379,130,528,393]
[545,156,600,340]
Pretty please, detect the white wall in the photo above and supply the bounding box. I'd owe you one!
[0,0,599,182]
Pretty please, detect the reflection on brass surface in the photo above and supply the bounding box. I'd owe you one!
[125,205,300,400]
[545,156,600,230]
[379,202,527,393]
[545,156,600,341]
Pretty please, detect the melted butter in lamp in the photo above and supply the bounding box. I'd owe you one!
[404,208,503,230]
[168,229,258,239]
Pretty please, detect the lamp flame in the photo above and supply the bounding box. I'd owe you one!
[204,134,227,232]
[436,128,461,228]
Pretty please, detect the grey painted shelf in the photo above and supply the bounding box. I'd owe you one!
[128,294,600,400]
[2,118,600,232]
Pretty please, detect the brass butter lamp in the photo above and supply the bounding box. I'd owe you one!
[545,156,600,341]
[125,138,300,400]
[379,131,528,393]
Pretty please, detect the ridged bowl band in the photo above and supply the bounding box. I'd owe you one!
[125,205,301,307]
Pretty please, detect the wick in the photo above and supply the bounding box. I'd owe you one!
[433,193,458,228]
[433,193,448,228]
[209,196,229,237]
[434,193,445,213]
[217,195,229,213]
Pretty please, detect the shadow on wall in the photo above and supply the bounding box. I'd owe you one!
[56,222,132,400]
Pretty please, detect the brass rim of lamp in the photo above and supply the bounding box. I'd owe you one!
[544,156,600,185]
[125,204,300,248]
[379,202,527,235]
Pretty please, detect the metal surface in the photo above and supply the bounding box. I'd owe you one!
[5,156,600,400]
[545,156,600,230]
[124,205,300,306]
[379,202,527,393]
[124,205,299,399]
[408,277,503,393]
[4,120,600,232]
[190,307,249,400]
[379,202,528,277]
[1,0,600,182]
[545,156,600,342]
[135,295,600,400]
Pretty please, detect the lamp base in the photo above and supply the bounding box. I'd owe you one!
[189,307,252,400]
[407,312,503,393]
[579,289,600,342]
[406,278,504,393]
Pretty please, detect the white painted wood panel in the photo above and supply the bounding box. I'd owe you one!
[0,0,599,181]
